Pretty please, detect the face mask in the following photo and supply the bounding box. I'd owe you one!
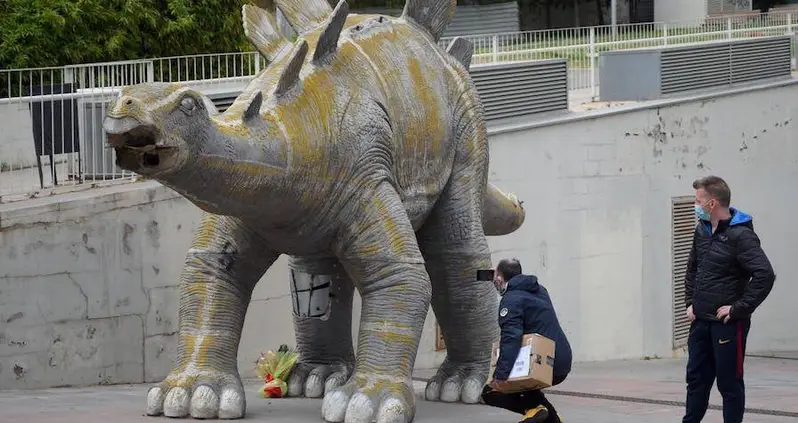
[694,204,711,221]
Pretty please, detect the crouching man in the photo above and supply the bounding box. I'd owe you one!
[482,258,572,423]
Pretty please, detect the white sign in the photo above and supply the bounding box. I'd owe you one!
[509,345,532,379]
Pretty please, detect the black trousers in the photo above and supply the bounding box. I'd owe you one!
[683,318,751,423]
[482,374,567,423]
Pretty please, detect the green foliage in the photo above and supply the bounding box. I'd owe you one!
[0,0,549,70]
[0,0,250,69]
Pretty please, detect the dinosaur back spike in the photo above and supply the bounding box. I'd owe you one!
[446,37,474,70]
[274,0,333,34]
[402,0,456,42]
[243,92,263,123]
[274,40,309,98]
[312,0,349,64]
[242,4,292,63]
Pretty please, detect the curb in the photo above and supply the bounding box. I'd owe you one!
[411,377,798,418]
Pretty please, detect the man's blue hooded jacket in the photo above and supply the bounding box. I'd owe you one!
[493,274,572,381]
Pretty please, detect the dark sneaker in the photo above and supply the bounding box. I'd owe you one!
[519,405,549,423]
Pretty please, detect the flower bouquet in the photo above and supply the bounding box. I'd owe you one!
[255,344,300,398]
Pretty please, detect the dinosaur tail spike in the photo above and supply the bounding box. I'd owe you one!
[482,183,526,236]
[242,3,292,64]
[446,37,474,70]
[274,40,309,98]
[402,0,456,42]
[275,0,333,35]
[312,0,349,65]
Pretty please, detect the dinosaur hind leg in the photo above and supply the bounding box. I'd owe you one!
[285,255,355,399]
[417,103,498,404]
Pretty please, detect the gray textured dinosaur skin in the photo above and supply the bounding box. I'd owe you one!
[102,0,526,422]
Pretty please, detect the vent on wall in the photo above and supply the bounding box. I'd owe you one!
[672,197,697,349]
[208,91,243,113]
[470,59,569,121]
[599,35,793,102]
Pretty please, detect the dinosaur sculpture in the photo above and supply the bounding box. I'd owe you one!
[102,0,526,422]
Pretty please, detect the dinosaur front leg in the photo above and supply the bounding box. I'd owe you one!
[418,106,498,404]
[321,182,432,423]
[146,213,276,420]
[286,256,355,398]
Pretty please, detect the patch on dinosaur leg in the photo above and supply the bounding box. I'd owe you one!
[322,373,415,423]
[289,269,332,320]
[424,361,487,404]
[287,362,351,398]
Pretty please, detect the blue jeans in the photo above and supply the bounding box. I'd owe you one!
[682,318,751,423]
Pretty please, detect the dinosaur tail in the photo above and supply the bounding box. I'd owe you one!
[482,183,526,236]
[402,0,457,42]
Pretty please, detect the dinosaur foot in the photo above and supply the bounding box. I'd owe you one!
[322,373,415,423]
[424,361,487,404]
[287,361,353,398]
[146,368,245,419]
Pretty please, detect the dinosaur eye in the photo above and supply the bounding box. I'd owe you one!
[180,96,196,114]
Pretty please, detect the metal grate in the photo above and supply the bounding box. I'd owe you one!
[600,35,793,101]
[208,92,241,113]
[730,37,793,84]
[353,2,520,39]
[470,59,569,121]
[672,197,697,349]
[204,60,568,122]
[661,43,733,94]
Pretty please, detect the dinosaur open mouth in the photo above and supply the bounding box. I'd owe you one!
[104,118,178,171]
[113,144,178,171]
[106,121,159,149]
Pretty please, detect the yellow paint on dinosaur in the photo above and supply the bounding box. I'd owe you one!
[193,216,220,249]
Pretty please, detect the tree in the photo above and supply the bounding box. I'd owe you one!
[0,0,250,69]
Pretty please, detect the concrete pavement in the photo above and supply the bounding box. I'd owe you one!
[0,356,796,422]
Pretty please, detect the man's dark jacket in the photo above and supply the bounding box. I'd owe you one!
[684,208,776,321]
[493,274,572,381]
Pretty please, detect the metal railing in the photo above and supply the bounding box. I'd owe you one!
[1,11,796,201]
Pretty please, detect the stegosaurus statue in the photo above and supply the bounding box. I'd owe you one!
[102,0,526,422]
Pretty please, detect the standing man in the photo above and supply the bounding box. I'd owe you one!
[683,175,776,423]
[482,258,572,423]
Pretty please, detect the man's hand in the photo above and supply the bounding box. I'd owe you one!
[686,305,695,322]
[716,305,732,323]
[489,379,511,392]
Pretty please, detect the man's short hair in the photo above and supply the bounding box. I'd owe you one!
[497,258,522,281]
[693,175,731,207]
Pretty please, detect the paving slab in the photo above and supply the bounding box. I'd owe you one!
[1,356,796,423]
[0,380,792,423]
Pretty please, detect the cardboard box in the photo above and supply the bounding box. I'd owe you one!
[488,333,555,393]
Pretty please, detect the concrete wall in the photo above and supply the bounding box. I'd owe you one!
[2,79,797,390]
[0,183,444,389]
[655,0,707,23]
[489,79,798,361]
[0,103,37,170]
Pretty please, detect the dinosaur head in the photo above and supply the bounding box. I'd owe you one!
[103,83,217,177]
